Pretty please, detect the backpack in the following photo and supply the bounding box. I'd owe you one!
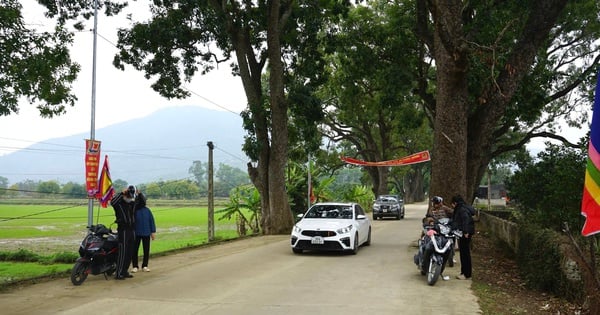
[465,204,476,216]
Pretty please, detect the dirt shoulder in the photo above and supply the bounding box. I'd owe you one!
[471,225,586,314]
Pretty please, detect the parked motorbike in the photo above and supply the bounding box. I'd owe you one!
[70,224,119,285]
[413,217,461,285]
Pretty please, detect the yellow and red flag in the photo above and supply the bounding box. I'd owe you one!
[582,70,600,236]
[340,150,431,167]
[96,155,115,208]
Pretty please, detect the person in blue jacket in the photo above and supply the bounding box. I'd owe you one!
[131,205,156,273]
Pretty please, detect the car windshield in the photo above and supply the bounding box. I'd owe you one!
[378,197,397,202]
[304,205,353,219]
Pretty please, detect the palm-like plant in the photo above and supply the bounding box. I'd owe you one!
[217,185,261,235]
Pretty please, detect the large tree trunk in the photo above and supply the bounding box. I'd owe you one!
[263,0,294,234]
[426,0,569,203]
[428,1,470,202]
[231,0,294,234]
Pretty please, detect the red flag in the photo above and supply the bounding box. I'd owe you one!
[340,150,431,167]
[96,155,115,208]
[582,70,600,236]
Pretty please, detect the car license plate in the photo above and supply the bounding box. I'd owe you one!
[383,209,388,213]
[311,236,324,244]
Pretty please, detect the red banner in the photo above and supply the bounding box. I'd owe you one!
[85,140,101,197]
[340,150,431,167]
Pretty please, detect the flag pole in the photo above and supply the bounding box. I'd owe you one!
[87,0,99,228]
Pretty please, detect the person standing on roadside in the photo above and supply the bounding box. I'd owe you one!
[451,194,475,280]
[131,205,156,273]
[111,184,144,280]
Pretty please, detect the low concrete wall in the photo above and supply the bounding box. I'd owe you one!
[478,211,519,251]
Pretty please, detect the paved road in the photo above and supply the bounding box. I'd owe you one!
[1,202,480,314]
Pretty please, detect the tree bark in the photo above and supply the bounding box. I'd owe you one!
[426,0,569,202]
[428,0,470,202]
[264,0,294,234]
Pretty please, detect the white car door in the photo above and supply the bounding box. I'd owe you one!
[354,205,370,244]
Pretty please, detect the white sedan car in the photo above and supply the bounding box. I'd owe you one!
[290,202,372,254]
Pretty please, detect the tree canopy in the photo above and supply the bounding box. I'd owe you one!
[0,0,79,117]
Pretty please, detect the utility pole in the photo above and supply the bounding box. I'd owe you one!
[87,0,99,228]
[207,141,215,241]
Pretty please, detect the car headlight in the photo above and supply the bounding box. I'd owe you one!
[391,205,399,209]
[337,224,353,234]
[373,204,380,210]
[293,225,302,233]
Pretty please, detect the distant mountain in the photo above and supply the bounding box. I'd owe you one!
[0,106,247,185]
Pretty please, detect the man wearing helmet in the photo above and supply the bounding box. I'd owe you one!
[428,196,454,220]
[426,195,456,270]
[110,184,146,280]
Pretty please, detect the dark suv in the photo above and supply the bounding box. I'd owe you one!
[372,195,405,220]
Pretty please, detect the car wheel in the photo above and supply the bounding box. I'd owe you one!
[292,248,303,254]
[372,214,378,220]
[364,227,371,246]
[351,233,359,255]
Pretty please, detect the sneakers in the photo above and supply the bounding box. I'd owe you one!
[442,275,450,281]
[142,267,150,272]
[132,267,138,273]
[456,274,470,280]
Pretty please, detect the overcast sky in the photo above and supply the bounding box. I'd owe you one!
[0,1,247,157]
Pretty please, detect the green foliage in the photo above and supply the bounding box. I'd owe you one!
[217,185,261,235]
[0,249,39,262]
[339,185,374,213]
[214,163,251,197]
[47,251,78,264]
[60,182,86,198]
[0,176,7,197]
[0,0,80,117]
[37,181,60,195]
[516,224,584,302]
[507,144,586,232]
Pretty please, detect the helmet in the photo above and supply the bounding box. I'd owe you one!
[431,196,443,204]
[126,185,137,199]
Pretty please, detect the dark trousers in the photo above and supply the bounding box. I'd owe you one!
[458,236,472,278]
[132,235,151,268]
[117,227,135,277]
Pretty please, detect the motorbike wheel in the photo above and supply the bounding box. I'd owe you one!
[427,258,441,285]
[70,261,89,286]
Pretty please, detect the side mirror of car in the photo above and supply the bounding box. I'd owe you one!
[356,214,367,220]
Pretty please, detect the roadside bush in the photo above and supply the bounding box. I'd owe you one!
[0,250,77,264]
[517,223,584,302]
[506,144,586,232]
[46,252,78,264]
[0,249,39,262]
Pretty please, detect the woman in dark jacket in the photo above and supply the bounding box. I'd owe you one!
[451,195,475,280]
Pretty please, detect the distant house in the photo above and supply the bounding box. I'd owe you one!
[476,184,508,200]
